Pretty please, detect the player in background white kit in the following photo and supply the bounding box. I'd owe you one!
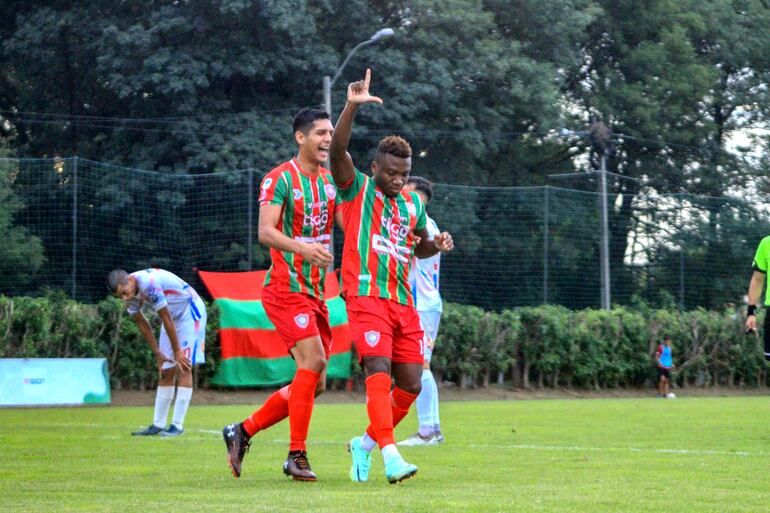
[398,177,445,446]
[108,268,207,437]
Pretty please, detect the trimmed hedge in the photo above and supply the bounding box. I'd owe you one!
[0,292,221,390]
[1,294,766,390]
[434,303,768,389]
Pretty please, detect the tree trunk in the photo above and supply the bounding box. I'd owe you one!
[523,362,530,389]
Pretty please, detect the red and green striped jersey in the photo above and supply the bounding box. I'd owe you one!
[338,169,427,306]
[259,158,338,300]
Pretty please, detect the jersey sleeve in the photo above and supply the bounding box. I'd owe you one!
[752,237,770,273]
[411,192,427,231]
[336,168,366,202]
[426,217,440,238]
[259,171,288,207]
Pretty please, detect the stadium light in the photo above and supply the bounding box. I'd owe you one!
[322,28,394,270]
[552,124,616,311]
[322,28,395,120]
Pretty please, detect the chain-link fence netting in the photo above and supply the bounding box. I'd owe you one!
[1,157,768,309]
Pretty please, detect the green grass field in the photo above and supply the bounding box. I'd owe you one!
[1,396,769,512]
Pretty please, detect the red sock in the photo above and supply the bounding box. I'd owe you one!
[289,368,320,452]
[391,387,418,428]
[242,385,290,437]
[365,386,417,443]
[365,372,395,448]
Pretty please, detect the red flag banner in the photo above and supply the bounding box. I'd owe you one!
[198,270,352,386]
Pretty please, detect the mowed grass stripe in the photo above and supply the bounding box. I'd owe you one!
[1,397,769,513]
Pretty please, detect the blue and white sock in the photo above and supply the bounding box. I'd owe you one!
[153,386,174,428]
[431,372,440,432]
[361,431,377,452]
[417,369,436,437]
[171,386,192,429]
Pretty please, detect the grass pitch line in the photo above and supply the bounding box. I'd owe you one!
[193,429,761,457]
[468,443,758,457]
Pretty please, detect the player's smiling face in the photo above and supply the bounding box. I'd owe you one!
[296,119,334,166]
[372,153,412,197]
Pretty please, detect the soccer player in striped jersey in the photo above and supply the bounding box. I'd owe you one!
[329,69,454,484]
[108,268,206,437]
[222,108,340,481]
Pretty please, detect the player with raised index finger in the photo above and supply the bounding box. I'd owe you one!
[329,69,454,484]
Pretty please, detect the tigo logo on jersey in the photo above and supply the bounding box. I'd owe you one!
[303,204,329,229]
[294,314,310,329]
[293,188,303,200]
[325,183,336,199]
[364,330,381,347]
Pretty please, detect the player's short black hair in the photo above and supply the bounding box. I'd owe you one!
[107,269,130,293]
[663,335,672,341]
[293,108,330,135]
[375,135,412,160]
[407,176,433,202]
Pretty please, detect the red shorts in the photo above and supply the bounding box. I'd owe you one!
[262,286,332,358]
[346,295,424,365]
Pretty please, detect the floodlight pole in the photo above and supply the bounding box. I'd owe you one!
[599,151,611,310]
[322,28,394,271]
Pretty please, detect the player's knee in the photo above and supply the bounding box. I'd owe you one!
[303,355,327,374]
[400,380,422,395]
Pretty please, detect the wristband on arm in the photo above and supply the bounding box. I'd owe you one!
[747,304,757,317]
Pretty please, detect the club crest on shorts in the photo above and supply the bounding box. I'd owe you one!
[324,183,336,199]
[364,330,381,347]
[294,313,310,329]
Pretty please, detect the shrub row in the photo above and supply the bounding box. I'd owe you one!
[1,294,766,390]
[0,292,221,390]
[434,303,768,389]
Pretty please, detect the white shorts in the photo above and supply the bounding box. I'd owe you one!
[159,299,207,370]
[418,310,442,363]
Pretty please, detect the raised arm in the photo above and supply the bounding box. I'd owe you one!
[329,68,383,187]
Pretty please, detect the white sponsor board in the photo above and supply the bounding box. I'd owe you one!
[0,358,111,406]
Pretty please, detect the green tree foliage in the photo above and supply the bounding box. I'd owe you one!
[0,141,45,294]
[1,1,768,310]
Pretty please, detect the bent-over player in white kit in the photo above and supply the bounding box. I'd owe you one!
[398,177,445,446]
[108,268,207,437]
